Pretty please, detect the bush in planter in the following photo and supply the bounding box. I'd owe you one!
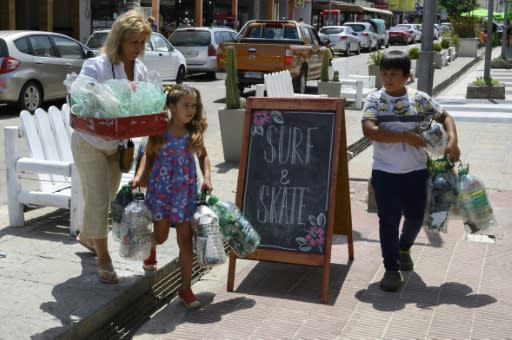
[408,47,420,60]
[466,77,505,99]
[368,50,384,67]
[367,50,384,88]
[433,42,442,52]
[449,16,479,38]
[441,38,450,49]
[471,77,500,87]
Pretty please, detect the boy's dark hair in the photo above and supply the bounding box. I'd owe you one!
[380,50,411,76]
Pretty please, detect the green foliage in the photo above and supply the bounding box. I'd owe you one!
[441,38,450,49]
[433,42,442,52]
[449,15,479,38]
[441,30,460,46]
[439,0,478,17]
[320,49,330,82]
[471,76,500,86]
[224,46,241,109]
[408,47,420,60]
[368,50,384,66]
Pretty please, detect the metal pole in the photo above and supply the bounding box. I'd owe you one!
[417,0,435,95]
[484,0,494,83]
[501,0,509,59]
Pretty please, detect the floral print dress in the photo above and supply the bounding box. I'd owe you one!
[145,130,197,223]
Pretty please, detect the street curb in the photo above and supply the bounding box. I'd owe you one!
[432,53,485,96]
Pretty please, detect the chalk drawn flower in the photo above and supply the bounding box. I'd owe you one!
[253,111,271,126]
[296,211,326,253]
[251,110,284,136]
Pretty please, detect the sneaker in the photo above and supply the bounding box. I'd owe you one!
[380,271,403,292]
[143,248,157,275]
[399,249,414,271]
[178,288,201,309]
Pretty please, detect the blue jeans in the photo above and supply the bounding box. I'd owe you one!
[371,169,429,271]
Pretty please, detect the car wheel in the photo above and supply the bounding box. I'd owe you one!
[176,66,186,84]
[344,46,349,57]
[18,81,42,112]
[356,44,361,55]
[293,67,307,94]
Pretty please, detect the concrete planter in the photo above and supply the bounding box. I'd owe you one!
[466,84,505,99]
[217,108,246,163]
[318,81,342,97]
[433,52,443,69]
[457,38,479,57]
[368,64,382,89]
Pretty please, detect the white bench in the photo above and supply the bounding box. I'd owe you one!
[339,74,377,110]
[4,103,139,236]
[261,70,326,98]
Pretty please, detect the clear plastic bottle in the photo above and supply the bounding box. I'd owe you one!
[119,192,152,260]
[207,195,260,258]
[457,164,497,235]
[111,185,134,242]
[192,204,226,267]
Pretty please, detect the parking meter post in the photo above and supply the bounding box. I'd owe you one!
[418,0,436,95]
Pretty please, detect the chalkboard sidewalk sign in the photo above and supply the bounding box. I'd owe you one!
[227,97,353,303]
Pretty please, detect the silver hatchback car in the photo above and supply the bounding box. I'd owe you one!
[0,30,94,111]
[169,26,238,79]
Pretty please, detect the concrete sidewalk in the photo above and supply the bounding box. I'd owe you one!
[1,47,511,339]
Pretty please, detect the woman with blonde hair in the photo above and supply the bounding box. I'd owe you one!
[71,9,153,284]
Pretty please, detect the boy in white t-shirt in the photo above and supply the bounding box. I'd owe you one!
[361,50,460,292]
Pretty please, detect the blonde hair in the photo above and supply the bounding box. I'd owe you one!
[100,9,152,64]
[146,84,208,157]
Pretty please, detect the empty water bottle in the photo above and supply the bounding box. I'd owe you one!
[457,163,497,236]
[119,192,152,260]
[111,185,134,241]
[207,195,260,258]
[192,203,226,267]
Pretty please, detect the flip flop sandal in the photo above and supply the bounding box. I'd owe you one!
[76,235,97,255]
[97,267,118,284]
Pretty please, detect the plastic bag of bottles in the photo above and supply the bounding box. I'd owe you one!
[207,195,260,258]
[119,192,153,260]
[457,163,501,241]
[111,185,134,241]
[423,157,458,233]
[192,201,226,267]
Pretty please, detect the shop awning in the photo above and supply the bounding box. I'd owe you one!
[362,7,393,17]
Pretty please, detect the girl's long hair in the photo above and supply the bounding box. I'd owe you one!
[146,84,208,157]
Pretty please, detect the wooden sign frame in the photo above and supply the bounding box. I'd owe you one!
[227,97,353,303]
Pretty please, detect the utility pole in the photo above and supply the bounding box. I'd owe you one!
[501,0,509,59]
[417,0,436,95]
[484,0,494,83]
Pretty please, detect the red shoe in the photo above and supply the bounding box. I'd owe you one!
[178,288,201,309]
[143,248,157,274]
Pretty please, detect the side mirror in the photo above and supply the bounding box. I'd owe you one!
[86,50,95,58]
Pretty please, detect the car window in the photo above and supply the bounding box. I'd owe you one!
[29,35,56,57]
[230,32,238,40]
[52,36,83,59]
[347,24,365,32]
[87,32,107,49]
[307,27,320,45]
[220,31,235,42]
[0,39,8,57]
[151,34,170,52]
[320,27,343,34]
[214,31,225,43]
[13,37,31,54]
[283,27,299,39]
[169,31,210,46]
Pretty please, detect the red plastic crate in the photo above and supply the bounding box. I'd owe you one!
[70,111,169,140]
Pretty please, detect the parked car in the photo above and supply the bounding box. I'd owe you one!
[0,30,94,111]
[433,24,441,39]
[343,22,379,52]
[169,26,238,79]
[388,26,414,45]
[396,24,422,42]
[86,30,187,83]
[318,25,361,56]
[367,18,389,49]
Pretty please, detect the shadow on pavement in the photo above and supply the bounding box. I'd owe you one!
[355,271,497,312]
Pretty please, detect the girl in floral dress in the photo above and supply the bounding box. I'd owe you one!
[131,84,212,308]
